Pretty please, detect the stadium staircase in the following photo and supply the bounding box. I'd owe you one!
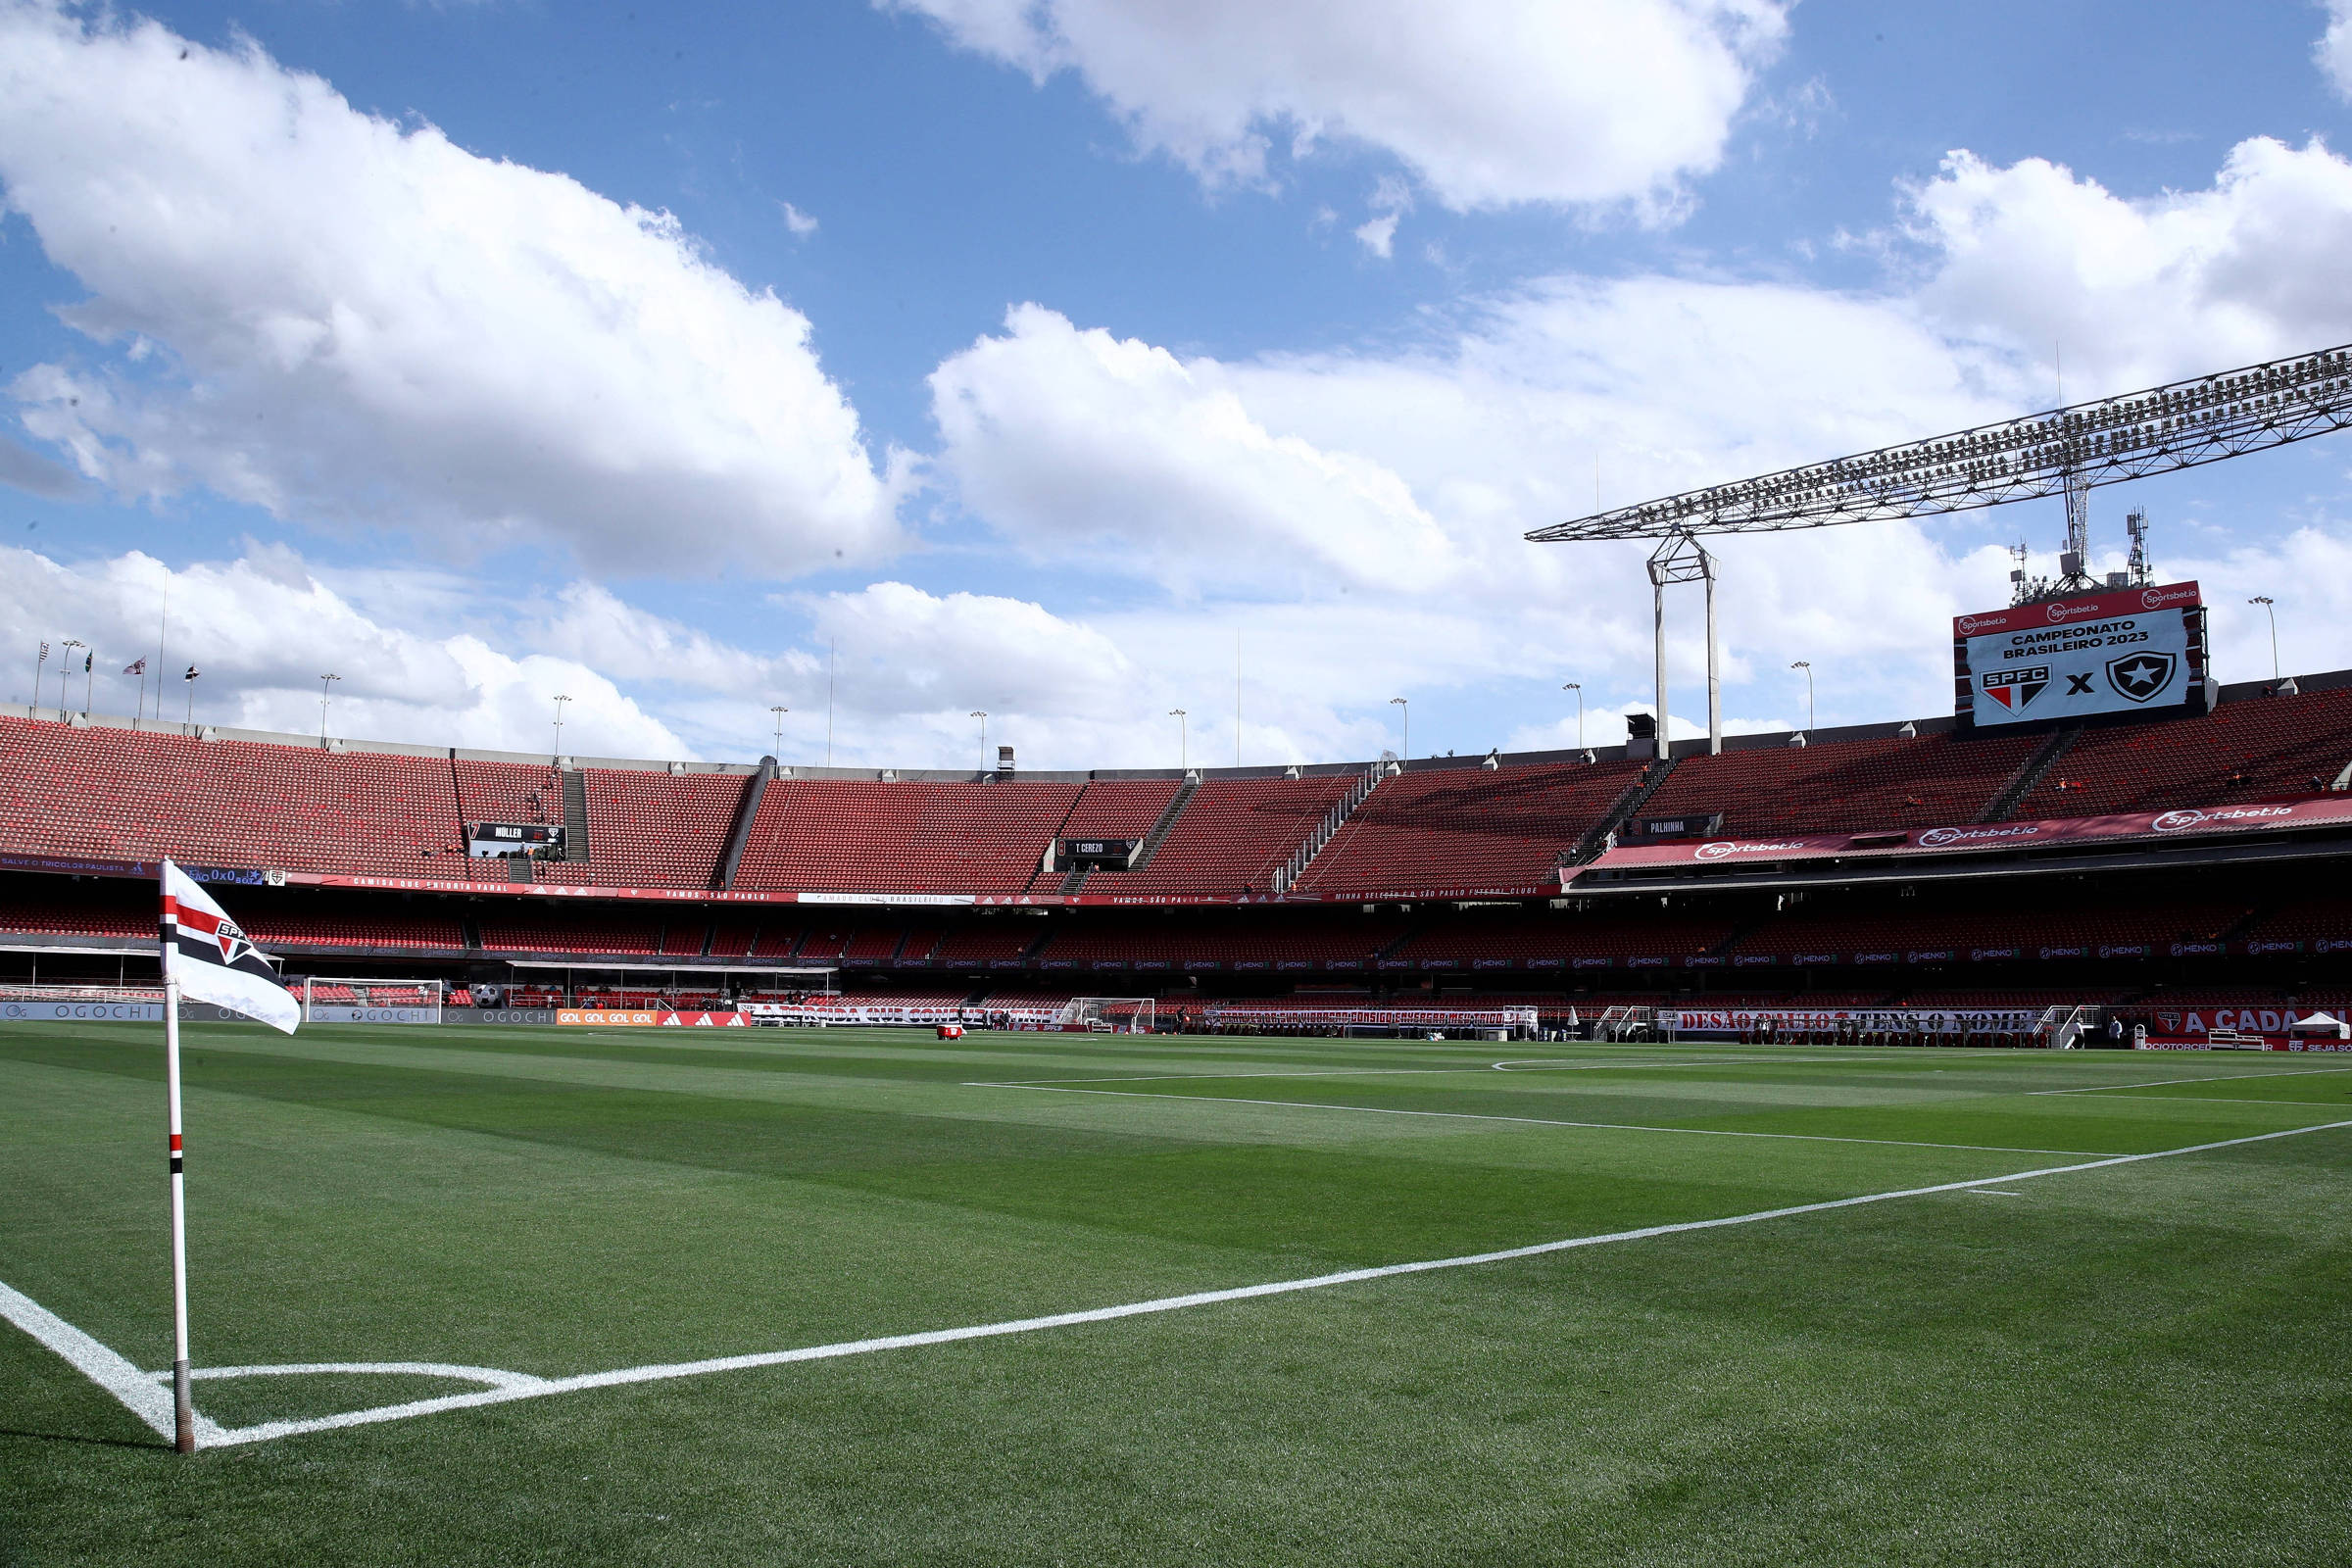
[1271,761,1385,895]
[1127,774,1200,872]
[561,769,591,862]
[1979,725,2082,822]
[716,763,772,890]
[1572,757,1679,861]
[1058,865,1090,895]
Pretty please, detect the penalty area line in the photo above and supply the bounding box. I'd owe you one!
[5,1120,2345,1449]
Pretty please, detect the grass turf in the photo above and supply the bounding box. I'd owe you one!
[2,1021,2349,1565]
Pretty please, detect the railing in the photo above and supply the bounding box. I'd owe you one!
[1271,762,1386,894]
[1592,1004,1657,1041]
[2034,1003,2104,1050]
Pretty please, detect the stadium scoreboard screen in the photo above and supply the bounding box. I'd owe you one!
[1954,581,2209,730]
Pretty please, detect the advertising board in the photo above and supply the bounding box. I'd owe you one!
[1953,581,2206,728]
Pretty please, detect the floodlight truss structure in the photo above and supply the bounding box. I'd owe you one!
[1527,343,2352,543]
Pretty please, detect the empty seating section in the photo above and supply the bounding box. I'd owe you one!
[1390,914,1740,962]
[709,921,760,957]
[1296,761,1644,893]
[0,716,460,874]
[1057,779,1181,839]
[582,770,748,888]
[1733,902,2247,957]
[934,923,1040,961]
[475,914,663,954]
[1639,732,2041,839]
[841,926,906,963]
[2237,898,2352,945]
[659,919,710,956]
[1103,776,1352,896]
[2015,688,2352,817]
[1038,911,1408,964]
[241,912,466,950]
[734,780,1083,893]
[0,897,150,938]
[452,758,562,830]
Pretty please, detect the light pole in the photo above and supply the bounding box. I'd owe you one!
[971,710,988,770]
[59,640,82,719]
[1563,682,1582,750]
[1790,661,1813,734]
[1390,697,1408,767]
[80,647,94,715]
[318,673,341,740]
[2248,597,2278,681]
[1169,708,1187,770]
[31,640,47,717]
[552,694,571,756]
[769,705,788,759]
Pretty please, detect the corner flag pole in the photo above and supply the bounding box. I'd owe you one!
[161,899,196,1453]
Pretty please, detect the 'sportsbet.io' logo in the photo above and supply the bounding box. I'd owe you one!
[2141,585,2197,610]
[1916,824,2040,848]
[1694,839,1810,860]
[2153,805,2292,832]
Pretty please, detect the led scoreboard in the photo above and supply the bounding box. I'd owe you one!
[1954,582,2210,730]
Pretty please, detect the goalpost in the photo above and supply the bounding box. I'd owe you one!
[1052,997,1156,1034]
[298,977,445,1024]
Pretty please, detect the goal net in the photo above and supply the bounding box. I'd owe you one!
[1052,996,1156,1034]
[299,977,445,1023]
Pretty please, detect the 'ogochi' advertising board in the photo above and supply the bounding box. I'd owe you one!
[1954,582,2206,728]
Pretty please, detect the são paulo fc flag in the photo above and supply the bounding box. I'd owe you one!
[161,861,300,1034]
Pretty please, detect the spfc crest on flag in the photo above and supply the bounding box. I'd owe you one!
[1980,665,2050,711]
[2104,650,2178,703]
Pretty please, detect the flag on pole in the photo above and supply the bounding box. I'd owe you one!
[161,861,300,1033]
[184,664,199,680]
[125,658,147,676]
[83,651,92,673]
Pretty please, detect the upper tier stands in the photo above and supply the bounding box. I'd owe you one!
[583,770,748,889]
[2011,685,2352,817]
[1636,731,2043,840]
[1099,775,1354,896]
[1294,760,1643,893]
[0,715,462,874]
[6,680,2351,902]
[733,779,1083,894]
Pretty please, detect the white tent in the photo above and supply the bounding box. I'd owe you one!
[2287,1011,2350,1039]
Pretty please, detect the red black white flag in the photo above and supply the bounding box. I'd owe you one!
[161,861,299,1033]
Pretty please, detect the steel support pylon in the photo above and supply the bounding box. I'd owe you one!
[1645,531,1723,757]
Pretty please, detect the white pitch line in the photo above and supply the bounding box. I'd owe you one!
[992,1056,1826,1088]
[2032,1065,2352,1096]
[0,1280,227,1445]
[965,1081,2110,1156]
[5,1120,2345,1448]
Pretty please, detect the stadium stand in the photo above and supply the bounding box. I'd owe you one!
[1055,779,1183,841]
[733,779,1084,894]
[1293,760,1645,892]
[1100,775,1354,896]
[581,769,749,888]
[1634,731,2045,839]
[0,897,151,939]
[241,912,467,951]
[2010,686,2352,817]
[475,913,664,955]
[1035,910,1408,966]
[933,922,1041,963]
[0,715,462,874]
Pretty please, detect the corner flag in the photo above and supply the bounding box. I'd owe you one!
[162,861,299,1033]
[157,861,297,1452]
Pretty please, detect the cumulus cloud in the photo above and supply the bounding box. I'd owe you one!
[0,2,901,576]
[930,305,1459,594]
[2321,2,2352,99]
[0,546,691,758]
[1905,137,2352,395]
[780,201,820,237]
[883,0,1788,211]
[0,433,79,498]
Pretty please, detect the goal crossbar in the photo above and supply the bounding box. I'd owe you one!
[298,977,445,1023]
[1052,997,1156,1034]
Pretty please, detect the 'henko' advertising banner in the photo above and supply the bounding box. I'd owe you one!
[1953,582,2205,728]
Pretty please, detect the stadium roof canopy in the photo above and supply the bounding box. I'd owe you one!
[1528,344,2352,543]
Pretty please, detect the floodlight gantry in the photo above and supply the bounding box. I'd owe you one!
[1534,342,2352,756]
[1528,343,2352,545]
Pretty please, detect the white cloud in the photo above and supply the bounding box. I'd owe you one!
[0,2,901,576]
[930,305,1459,594]
[883,0,1788,212]
[1353,175,1411,257]
[2321,1,2352,99]
[0,433,79,498]
[780,201,820,237]
[1904,137,2352,396]
[0,546,691,758]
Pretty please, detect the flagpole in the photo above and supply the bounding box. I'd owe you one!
[161,893,195,1453]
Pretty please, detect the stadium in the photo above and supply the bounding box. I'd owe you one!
[8,9,2352,1565]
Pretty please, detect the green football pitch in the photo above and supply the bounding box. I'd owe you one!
[5,1021,2351,1566]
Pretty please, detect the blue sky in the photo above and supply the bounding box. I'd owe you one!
[5,0,2352,769]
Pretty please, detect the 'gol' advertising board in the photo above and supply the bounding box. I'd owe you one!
[1953,581,2207,728]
